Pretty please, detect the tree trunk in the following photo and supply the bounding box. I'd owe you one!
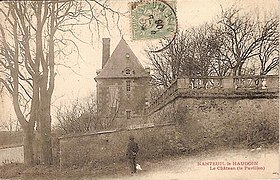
[40,116,52,165]
[39,95,53,165]
[237,64,243,76]
[33,129,42,165]
[232,67,238,76]
[23,125,34,166]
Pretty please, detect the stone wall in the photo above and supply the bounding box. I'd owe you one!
[58,76,279,167]
[0,131,23,148]
[58,96,278,168]
[0,146,23,165]
[146,75,279,152]
[59,123,176,168]
[148,97,279,152]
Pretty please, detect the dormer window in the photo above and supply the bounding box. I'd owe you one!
[126,53,130,58]
[122,67,135,76]
[125,69,131,75]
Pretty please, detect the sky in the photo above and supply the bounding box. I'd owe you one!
[0,0,278,127]
[53,0,278,102]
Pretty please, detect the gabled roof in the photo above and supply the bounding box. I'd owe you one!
[95,38,149,79]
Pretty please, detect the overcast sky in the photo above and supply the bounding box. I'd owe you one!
[53,0,278,102]
[0,0,278,126]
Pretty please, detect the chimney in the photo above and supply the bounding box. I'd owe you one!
[102,38,110,68]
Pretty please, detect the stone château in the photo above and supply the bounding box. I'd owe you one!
[94,38,151,128]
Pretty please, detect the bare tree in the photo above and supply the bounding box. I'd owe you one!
[0,1,122,165]
[257,15,279,75]
[0,116,20,132]
[216,7,279,75]
[147,30,194,88]
[55,92,120,134]
[55,94,98,134]
[102,96,121,129]
[182,24,229,77]
[147,7,278,89]
[147,26,226,89]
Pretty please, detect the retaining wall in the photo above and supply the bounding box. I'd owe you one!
[148,96,279,152]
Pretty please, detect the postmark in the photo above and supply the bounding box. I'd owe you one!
[130,0,177,41]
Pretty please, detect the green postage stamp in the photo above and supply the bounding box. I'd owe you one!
[130,0,177,40]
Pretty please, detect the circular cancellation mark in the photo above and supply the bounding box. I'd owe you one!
[130,0,178,53]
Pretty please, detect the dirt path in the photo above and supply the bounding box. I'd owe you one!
[12,148,279,180]
[95,148,279,180]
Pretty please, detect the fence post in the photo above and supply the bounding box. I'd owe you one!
[177,78,189,89]
[265,76,279,89]
[222,77,234,89]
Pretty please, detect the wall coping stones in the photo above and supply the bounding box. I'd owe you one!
[0,144,23,150]
[58,123,176,141]
[146,75,279,114]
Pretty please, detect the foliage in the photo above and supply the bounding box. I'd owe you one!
[147,7,279,90]
[55,94,99,134]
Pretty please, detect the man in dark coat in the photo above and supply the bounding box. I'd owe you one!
[126,135,139,174]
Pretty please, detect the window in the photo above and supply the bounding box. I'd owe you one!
[123,68,135,76]
[125,69,131,75]
[126,110,131,119]
[126,80,131,91]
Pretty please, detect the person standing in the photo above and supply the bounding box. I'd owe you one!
[126,135,139,174]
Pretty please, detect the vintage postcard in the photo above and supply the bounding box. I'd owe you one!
[0,0,279,179]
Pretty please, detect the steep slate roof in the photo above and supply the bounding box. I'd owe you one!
[95,38,149,79]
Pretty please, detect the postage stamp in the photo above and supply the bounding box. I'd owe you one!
[130,0,177,41]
